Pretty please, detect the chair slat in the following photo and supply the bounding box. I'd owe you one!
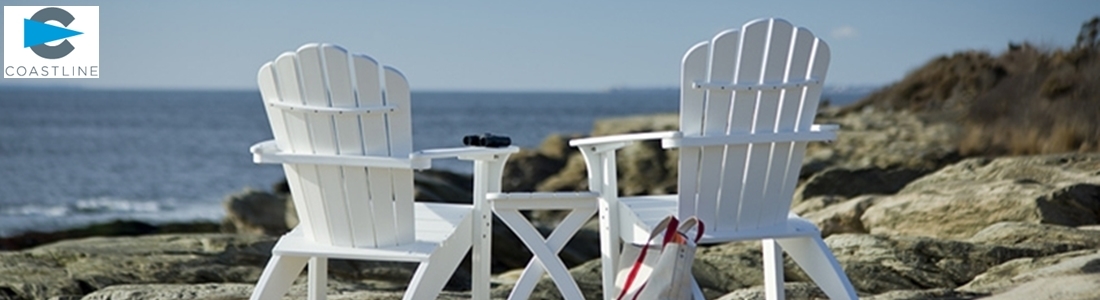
[298,44,354,247]
[775,38,831,217]
[765,26,818,227]
[352,54,388,247]
[322,44,378,248]
[273,53,332,245]
[259,62,317,243]
[719,19,769,232]
[695,29,740,228]
[385,67,414,156]
[740,19,793,230]
[384,66,416,244]
[677,41,709,220]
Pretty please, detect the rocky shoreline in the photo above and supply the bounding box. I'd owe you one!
[4,106,1100,300]
[5,20,1100,299]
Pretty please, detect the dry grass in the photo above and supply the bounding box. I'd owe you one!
[845,17,1100,156]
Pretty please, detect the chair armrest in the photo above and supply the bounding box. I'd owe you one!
[251,140,425,169]
[569,131,681,153]
[409,146,520,168]
[662,124,840,148]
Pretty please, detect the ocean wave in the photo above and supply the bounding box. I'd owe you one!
[1,197,166,217]
[0,198,225,238]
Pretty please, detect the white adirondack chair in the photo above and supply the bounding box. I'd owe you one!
[248,43,517,300]
[570,18,858,300]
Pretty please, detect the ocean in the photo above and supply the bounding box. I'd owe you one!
[0,88,870,237]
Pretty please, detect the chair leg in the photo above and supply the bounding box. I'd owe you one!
[251,254,309,300]
[776,236,858,300]
[762,239,785,300]
[404,213,474,300]
[308,257,327,300]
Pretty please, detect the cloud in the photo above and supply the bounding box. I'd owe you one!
[831,25,859,39]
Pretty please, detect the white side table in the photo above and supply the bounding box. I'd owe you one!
[488,192,599,300]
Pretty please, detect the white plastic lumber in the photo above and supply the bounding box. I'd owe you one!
[495,197,597,300]
[488,192,599,210]
[383,66,413,156]
[271,202,470,261]
[692,78,822,91]
[266,102,398,115]
[272,50,331,245]
[761,25,819,230]
[677,40,710,224]
[308,257,327,300]
[568,131,680,147]
[410,146,520,160]
[495,209,586,300]
[250,255,309,300]
[250,140,426,169]
[699,23,748,233]
[763,239,785,300]
[775,236,858,299]
[660,125,837,148]
[737,18,795,232]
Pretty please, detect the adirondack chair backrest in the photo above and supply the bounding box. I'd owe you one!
[677,18,830,233]
[257,44,416,248]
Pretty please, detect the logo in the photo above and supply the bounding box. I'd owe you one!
[4,6,99,78]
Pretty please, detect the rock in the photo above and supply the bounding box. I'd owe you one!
[795,195,884,237]
[79,282,479,300]
[492,259,605,300]
[715,282,827,300]
[537,114,679,196]
[412,170,474,203]
[0,234,274,300]
[80,283,254,300]
[793,166,930,204]
[222,189,290,236]
[967,222,1100,254]
[862,288,985,300]
[537,154,591,192]
[958,249,1100,295]
[502,149,567,192]
[860,154,1100,239]
[824,234,1043,295]
[805,109,963,174]
[979,274,1100,300]
[0,220,219,251]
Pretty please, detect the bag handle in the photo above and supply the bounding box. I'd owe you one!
[617,215,679,300]
[678,216,705,243]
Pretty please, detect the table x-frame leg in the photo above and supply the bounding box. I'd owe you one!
[488,192,599,300]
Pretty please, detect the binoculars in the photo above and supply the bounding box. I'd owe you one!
[463,133,511,148]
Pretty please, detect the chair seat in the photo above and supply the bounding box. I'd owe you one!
[618,195,821,245]
[272,202,473,262]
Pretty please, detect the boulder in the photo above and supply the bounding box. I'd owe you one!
[715,282,827,300]
[861,154,1100,239]
[821,234,1042,295]
[805,108,963,175]
[537,114,679,196]
[792,166,930,204]
[958,249,1100,295]
[862,288,985,300]
[79,282,478,300]
[501,134,579,192]
[967,222,1100,254]
[492,259,605,300]
[80,283,254,300]
[979,274,1100,300]
[222,189,290,236]
[0,234,273,300]
[794,195,884,237]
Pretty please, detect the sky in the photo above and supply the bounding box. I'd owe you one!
[1,0,1097,91]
